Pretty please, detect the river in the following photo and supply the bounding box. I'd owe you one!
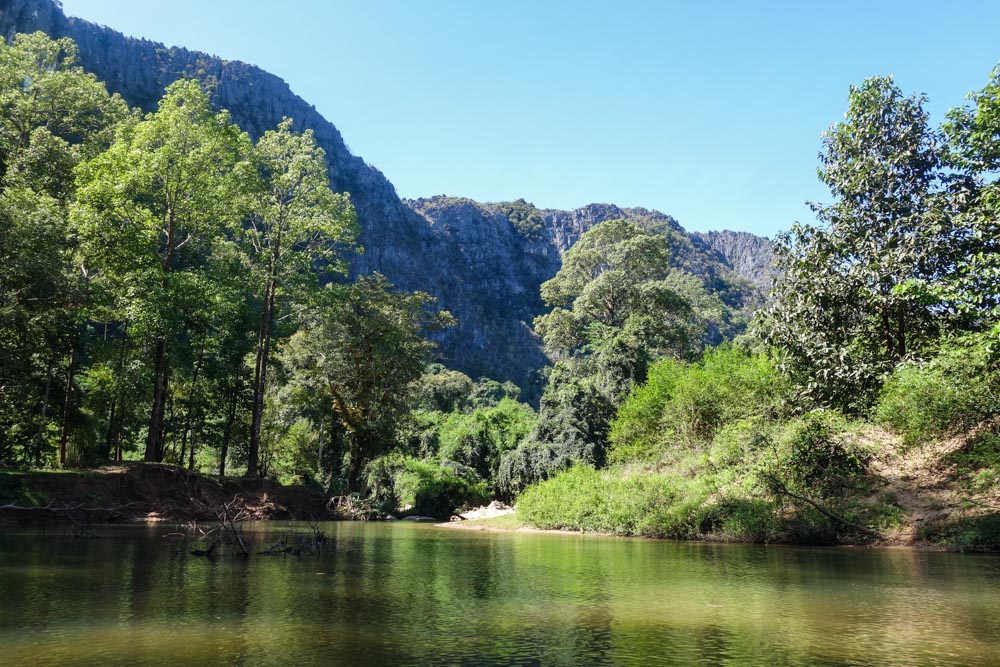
[0,521,998,665]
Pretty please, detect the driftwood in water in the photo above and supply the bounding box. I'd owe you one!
[216,495,251,557]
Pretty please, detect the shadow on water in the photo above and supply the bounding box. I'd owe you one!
[1,522,999,666]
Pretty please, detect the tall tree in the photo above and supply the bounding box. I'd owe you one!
[242,118,356,477]
[0,32,126,466]
[757,76,950,411]
[941,65,1000,331]
[281,275,453,492]
[74,79,251,461]
[535,218,700,380]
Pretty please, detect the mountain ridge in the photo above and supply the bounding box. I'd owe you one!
[0,0,774,392]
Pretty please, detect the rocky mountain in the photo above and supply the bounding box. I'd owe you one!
[693,230,776,289]
[0,0,773,394]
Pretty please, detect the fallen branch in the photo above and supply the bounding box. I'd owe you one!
[766,474,880,536]
[217,495,250,557]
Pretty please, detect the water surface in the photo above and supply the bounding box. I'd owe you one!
[1,521,998,665]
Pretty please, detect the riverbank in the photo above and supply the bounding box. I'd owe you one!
[482,424,1000,552]
[3,448,998,552]
[0,463,333,524]
[437,512,995,552]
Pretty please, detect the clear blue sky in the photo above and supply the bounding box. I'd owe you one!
[60,0,1000,238]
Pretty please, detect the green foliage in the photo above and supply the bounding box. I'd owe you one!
[610,345,792,463]
[398,409,446,459]
[495,199,545,240]
[242,116,357,475]
[409,365,476,413]
[517,465,710,538]
[756,76,951,413]
[469,378,521,408]
[280,274,453,491]
[941,431,1000,493]
[74,78,253,462]
[921,514,1000,552]
[366,454,488,518]
[776,411,866,497]
[936,67,1000,329]
[437,398,536,488]
[0,32,128,467]
[497,362,614,496]
[875,338,998,446]
[535,219,700,367]
[519,408,876,545]
[266,418,322,486]
[695,498,781,542]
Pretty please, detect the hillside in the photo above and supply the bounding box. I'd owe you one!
[0,0,773,390]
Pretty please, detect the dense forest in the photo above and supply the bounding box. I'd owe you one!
[1,32,999,548]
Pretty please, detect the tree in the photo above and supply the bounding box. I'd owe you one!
[757,76,950,411]
[534,218,700,388]
[242,117,356,477]
[437,397,537,489]
[281,275,453,492]
[940,65,1000,332]
[74,79,252,461]
[521,219,699,475]
[0,32,127,466]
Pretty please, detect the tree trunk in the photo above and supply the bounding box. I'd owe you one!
[347,452,361,495]
[37,362,54,466]
[188,426,197,471]
[104,401,117,462]
[144,337,168,462]
[317,415,324,474]
[58,346,77,467]
[107,326,130,462]
[219,386,238,478]
[896,302,907,360]
[247,276,276,477]
[881,304,895,360]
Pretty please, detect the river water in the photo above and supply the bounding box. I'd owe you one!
[0,521,998,666]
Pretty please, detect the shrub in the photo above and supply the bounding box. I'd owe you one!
[610,345,792,463]
[875,339,998,447]
[437,398,536,488]
[496,441,556,497]
[516,465,711,538]
[366,455,488,518]
[695,497,780,542]
[780,411,865,496]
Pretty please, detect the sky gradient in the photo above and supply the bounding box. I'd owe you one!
[59,1,1000,238]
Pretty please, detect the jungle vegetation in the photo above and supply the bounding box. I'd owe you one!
[1,31,998,543]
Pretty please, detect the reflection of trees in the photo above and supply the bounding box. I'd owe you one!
[2,526,1000,665]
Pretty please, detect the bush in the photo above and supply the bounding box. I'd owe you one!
[366,455,488,518]
[920,514,1000,552]
[875,339,998,447]
[941,431,1000,492]
[610,345,792,463]
[695,498,780,542]
[437,398,536,488]
[780,411,866,496]
[517,465,711,538]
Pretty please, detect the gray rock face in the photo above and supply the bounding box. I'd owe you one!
[1,0,774,393]
[692,230,776,289]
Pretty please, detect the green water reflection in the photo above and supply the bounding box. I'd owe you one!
[1,522,998,665]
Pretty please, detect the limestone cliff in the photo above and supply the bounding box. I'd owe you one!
[0,0,774,393]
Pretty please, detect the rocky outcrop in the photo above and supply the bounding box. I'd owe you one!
[0,0,774,393]
[693,230,776,289]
